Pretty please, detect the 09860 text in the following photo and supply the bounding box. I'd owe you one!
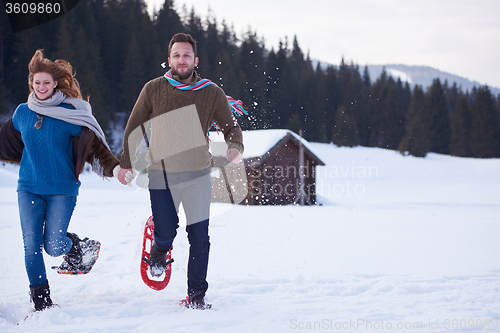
[5,2,61,14]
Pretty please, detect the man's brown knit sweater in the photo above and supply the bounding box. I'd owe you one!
[120,72,244,173]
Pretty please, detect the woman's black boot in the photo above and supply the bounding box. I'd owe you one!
[29,280,55,311]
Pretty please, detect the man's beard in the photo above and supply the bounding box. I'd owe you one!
[171,66,195,80]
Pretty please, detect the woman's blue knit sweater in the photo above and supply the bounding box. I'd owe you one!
[12,103,82,196]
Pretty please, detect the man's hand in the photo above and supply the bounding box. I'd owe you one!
[113,165,136,186]
[226,148,242,164]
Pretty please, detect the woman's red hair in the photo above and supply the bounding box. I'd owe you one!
[28,49,84,100]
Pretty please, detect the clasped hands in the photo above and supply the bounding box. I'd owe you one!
[113,165,136,187]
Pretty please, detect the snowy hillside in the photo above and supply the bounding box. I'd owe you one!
[313,60,500,94]
[1,143,499,332]
[365,64,500,95]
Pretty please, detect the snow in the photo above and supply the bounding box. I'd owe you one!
[387,68,413,85]
[1,143,500,332]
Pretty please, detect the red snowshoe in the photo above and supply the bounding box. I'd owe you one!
[140,216,173,291]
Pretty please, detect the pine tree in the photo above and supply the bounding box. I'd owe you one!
[286,36,305,132]
[54,16,77,64]
[400,85,430,157]
[449,93,473,157]
[497,94,500,117]
[72,23,110,133]
[399,80,412,114]
[88,0,123,115]
[471,86,500,157]
[298,54,315,140]
[368,70,404,149]
[286,111,302,135]
[0,8,17,110]
[156,0,183,52]
[357,66,372,146]
[9,27,46,102]
[367,67,388,147]
[121,35,146,115]
[446,82,459,117]
[214,21,239,96]
[202,13,220,79]
[235,31,267,130]
[135,1,159,80]
[337,58,349,100]
[332,106,359,147]
[264,48,280,129]
[324,65,339,142]
[119,0,153,112]
[497,94,500,120]
[309,63,329,142]
[273,40,292,129]
[338,67,362,146]
[362,66,371,92]
[427,79,450,154]
[0,61,7,116]
[184,8,206,75]
[380,77,404,149]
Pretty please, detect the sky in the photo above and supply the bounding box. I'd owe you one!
[144,0,500,89]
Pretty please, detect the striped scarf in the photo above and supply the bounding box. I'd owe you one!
[164,70,248,118]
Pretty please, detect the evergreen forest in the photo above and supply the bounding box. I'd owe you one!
[1,0,499,158]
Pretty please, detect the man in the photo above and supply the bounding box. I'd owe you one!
[117,33,244,309]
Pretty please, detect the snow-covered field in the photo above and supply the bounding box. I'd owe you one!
[1,143,499,332]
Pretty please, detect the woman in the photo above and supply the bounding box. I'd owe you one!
[0,50,131,312]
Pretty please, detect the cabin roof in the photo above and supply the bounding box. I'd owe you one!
[209,129,325,165]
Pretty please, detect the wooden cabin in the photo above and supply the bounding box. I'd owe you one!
[209,129,325,205]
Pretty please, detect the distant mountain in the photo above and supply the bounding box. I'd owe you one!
[314,60,500,96]
[364,64,500,96]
